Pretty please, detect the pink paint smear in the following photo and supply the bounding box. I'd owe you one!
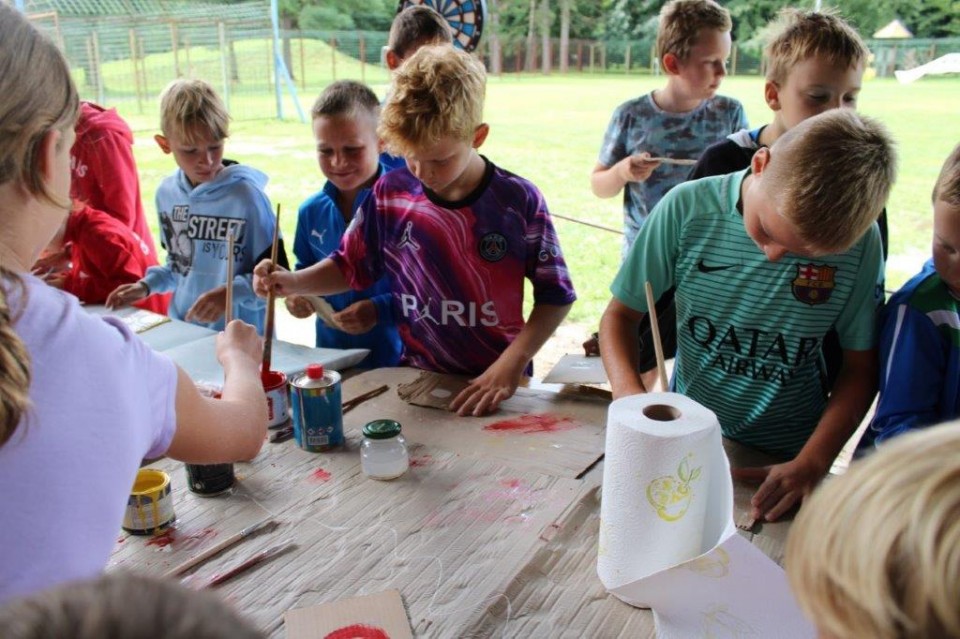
[310,468,332,482]
[483,414,578,434]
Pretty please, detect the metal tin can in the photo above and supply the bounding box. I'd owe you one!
[261,369,290,428]
[290,363,343,452]
[123,469,176,535]
[184,462,235,496]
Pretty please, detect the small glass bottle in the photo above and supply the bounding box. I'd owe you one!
[360,420,409,480]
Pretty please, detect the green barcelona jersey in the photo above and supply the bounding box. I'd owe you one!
[611,170,884,458]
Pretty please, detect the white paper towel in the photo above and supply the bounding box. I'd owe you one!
[598,392,735,605]
[596,392,815,638]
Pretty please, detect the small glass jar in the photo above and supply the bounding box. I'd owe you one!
[360,420,409,480]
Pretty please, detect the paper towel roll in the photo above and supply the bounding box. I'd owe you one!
[597,392,735,606]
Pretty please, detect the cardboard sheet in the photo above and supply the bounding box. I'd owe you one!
[285,590,413,639]
[541,354,609,384]
[344,368,607,478]
[396,371,470,410]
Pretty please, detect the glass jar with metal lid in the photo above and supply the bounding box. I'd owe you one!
[360,420,409,480]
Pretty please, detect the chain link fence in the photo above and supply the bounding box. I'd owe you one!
[19,0,960,127]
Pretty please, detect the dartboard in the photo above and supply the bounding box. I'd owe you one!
[397,0,485,53]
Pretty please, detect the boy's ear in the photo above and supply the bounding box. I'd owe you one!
[661,53,681,75]
[154,134,172,154]
[751,147,771,176]
[764,81,782,111]
[385,49,402,71]
[472,124,490,149]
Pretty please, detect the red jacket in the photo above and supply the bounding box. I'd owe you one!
[71,102,159,266]
[62,205,167,315]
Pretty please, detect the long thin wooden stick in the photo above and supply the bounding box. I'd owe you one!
[644,281,669,392]
[224,231,236,324]
[164,518,274,578]
[261,204,281,375]
[201,539,296,589]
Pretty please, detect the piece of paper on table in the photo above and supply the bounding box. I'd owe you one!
[303,295,342,330]
[542,354,608,384]
[597,392,814,638]
[396,370,471,410]
[285,589,413,639]
[162,335,368,384]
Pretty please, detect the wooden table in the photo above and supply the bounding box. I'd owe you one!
[109,368,790,638]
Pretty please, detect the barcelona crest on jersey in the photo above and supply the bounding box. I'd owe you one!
[792,263,837,306]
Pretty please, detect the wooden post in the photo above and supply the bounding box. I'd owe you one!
[515,41,522,73]
[330,37,337,80]
[589,43,595,73]
[90,31,104,104]
[577,41,583,72]
[625,44,631,74]
[129,29,143,114]
[359,33,366,83]
[170,22,181,78]
[139,37,148,95]
[299,33,306,90]
[184,35,192,75]
[600,44,606,72]
[218,22,231,111]
[730,43,737,76]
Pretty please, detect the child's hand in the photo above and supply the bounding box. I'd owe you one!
[333,300,377,335]
[285,294,314,319]
[733,456,828,522]
[617,153,661,183]
[32,245,71,277]
[253,259,295,298]
[106,281,149,309]
[185,285,227,324]
[216,319,262,370]
[449,356,526,417]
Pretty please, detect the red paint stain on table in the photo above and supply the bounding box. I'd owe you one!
[310,468,332,482]
[501,478,522,489]
[324,624,390,639]
[146,530,176,548]
[409,454,433,467]
[483,414,578,434]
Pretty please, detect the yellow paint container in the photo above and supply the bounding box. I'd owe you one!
[122,468,176,535]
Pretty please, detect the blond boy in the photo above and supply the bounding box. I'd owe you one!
[862,143,960,447]
[600,110,896,521]
[591,0,747,254]
[107,79,287,333]
[256,46,576,416]
[787,423,960,639]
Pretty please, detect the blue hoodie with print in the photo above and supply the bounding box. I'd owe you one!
[143,163,274,334]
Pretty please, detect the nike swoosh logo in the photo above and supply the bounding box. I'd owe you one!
[697,260,736,273]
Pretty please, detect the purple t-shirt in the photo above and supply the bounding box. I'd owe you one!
[0,275,177,603]
[332,160,576,374]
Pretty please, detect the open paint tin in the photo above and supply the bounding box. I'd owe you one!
[122,468,176,535]
[262,369,290,428]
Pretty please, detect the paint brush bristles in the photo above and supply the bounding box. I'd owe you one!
[644,281,669,392]
[261,203,281,375]
[224,231,236,324]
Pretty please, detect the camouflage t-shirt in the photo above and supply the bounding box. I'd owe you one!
[598,92,747,256]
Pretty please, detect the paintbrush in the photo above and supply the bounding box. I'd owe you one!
[224,230,236,324]
[163,518,276,578]
[644,281,669,392]
[261,203,281,376]
[200,539,296,589]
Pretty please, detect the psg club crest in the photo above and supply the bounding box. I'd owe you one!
[478,232,507,262]
[792,263,837,306]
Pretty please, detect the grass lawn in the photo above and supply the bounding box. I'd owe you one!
[117,72,960,333]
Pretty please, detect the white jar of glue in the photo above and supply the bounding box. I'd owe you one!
[360,420,408,480]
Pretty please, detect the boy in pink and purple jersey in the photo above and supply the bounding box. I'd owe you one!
[255,45,576,416]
